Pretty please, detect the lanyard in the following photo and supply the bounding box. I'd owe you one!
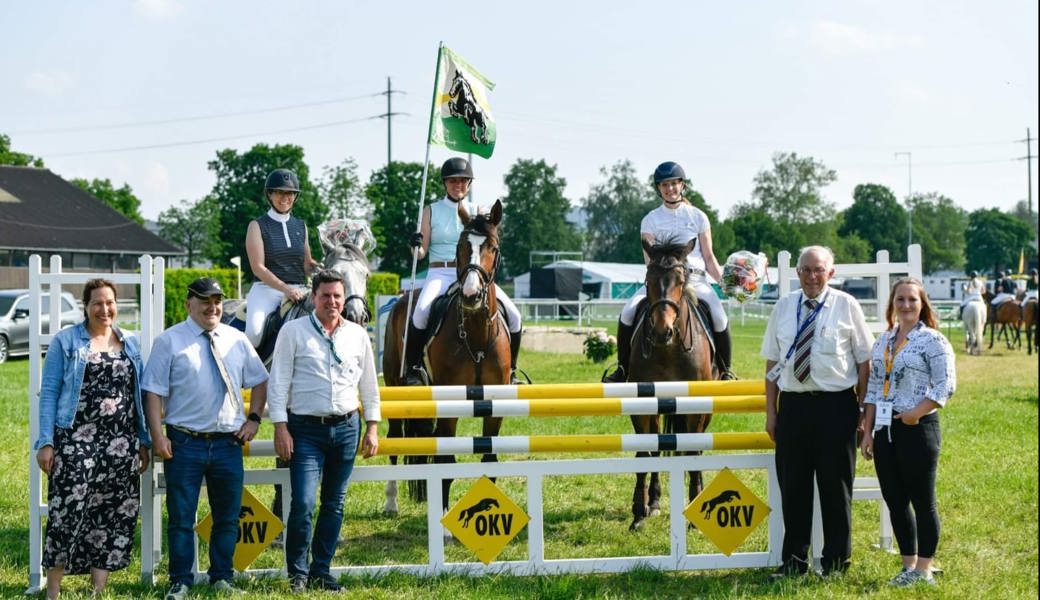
[309,313,343,365]
[882,323,919,398]
[783,292,828,361]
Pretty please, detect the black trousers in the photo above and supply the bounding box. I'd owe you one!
[873,412,941,558]
[775,388,859,568]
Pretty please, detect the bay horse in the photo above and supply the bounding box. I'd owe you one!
[983,290,1021,350]
[383,200,510,517]
[1023,298,1038,355]
[962,298,986,356]
[625,237,714,531]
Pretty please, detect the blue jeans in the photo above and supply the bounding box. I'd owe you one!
[164,427,244,587]
[285,412,360,578]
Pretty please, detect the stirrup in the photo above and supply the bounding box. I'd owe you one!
[601,365,626,383]
[403,365,429,386]
[510,368,532,385]
[720,369,738,381]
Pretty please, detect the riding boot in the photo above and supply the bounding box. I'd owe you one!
[715,326,737,380]
[508,329,525,384]
[402,322,428,386]
[602,321,635,383]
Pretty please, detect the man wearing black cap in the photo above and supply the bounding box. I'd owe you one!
[142,277,270,600]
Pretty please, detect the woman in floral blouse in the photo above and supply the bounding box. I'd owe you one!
[860,277,955,588]
[35,279,151,600]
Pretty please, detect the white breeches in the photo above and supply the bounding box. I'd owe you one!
[991,293,1015,306]
[619,281,728,332]
[411,267,522,333]
[245,282,308,347]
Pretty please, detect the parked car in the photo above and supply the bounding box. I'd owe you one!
[0,289,82,364]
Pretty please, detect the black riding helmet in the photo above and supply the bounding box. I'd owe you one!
[653,161,687,199]
[441,157,474,181]
[265,168,300,193]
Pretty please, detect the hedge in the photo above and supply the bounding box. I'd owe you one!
[161,268,398,327]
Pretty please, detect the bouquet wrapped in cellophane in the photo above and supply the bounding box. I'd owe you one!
[721,251,768,303]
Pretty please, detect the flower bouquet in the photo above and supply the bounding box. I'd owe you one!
[583,330,617,363]
[721,251,768,303]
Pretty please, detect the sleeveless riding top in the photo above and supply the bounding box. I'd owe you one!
[428,197,483,263]
[255,212,307,284]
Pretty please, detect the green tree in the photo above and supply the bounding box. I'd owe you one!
[499,159,581,279]
[0,133,44,167]
[157,197,218,268]
[839,183,908,261]
[71,178,145,225]
[965,208,1033,275]
[367,161,444,277]
[318,158,368,220]
[751,152,837,224]
[206,144,327,278]
[581,160,656,263]
[726,203,801,262]
[908,192,968,272]
[684,188,736,261]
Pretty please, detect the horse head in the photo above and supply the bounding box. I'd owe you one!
[455,199,502,311]
[642,237,697,345]
[318,219,375,325]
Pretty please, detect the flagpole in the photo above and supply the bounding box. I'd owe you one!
[399,41,444,378]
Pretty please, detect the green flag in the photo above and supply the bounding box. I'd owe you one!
[429,46,496,159]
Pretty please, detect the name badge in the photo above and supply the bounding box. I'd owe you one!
[876,402,893,428]
[766,361,785,382]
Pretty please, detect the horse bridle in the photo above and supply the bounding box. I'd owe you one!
[640,261,696,357]
[454,229,503,364]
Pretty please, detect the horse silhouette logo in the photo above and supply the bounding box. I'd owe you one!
[447,69,490,145]
[239,506,254,519]
[700,490,741,519]
[458,497,500,528]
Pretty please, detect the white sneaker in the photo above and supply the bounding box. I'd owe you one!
[890,568,936,587]
[165,583,189,600]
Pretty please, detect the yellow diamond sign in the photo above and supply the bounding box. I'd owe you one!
[196,487,285,571]
[684,468,770,556]
[441,476,529,564]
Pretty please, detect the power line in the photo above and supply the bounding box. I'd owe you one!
[43,114,386,158]
[8,92,384,136]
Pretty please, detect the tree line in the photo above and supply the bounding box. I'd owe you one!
[2,134,1035,279]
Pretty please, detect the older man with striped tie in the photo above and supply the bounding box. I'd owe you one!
[762,246,874,578]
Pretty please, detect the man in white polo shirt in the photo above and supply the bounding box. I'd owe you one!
[267,269,380,593]
[762,246,874,577]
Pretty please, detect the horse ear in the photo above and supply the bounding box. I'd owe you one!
[490,199,503,225]
[684,237,697,257]
[457,201,472,225]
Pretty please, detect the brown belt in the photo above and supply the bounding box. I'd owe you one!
[430,261,456,268]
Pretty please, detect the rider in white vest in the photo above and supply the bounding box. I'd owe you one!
[958,270,984,318]
[403,158,523,385]
[603,161,735,382]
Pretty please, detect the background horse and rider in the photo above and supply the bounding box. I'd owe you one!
[622,238,715,531]
[982,289,1022,351]
[382,200,510,517]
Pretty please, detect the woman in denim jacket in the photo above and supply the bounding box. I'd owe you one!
[34,279,151,600]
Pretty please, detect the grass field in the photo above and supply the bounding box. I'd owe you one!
[0,319,1036,599]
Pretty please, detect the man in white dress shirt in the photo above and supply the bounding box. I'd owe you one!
[761,246,874,577]
[267,269,380,593]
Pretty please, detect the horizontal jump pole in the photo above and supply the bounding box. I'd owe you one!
[379,395,766,418]
[243,432,774,457]
[379,380,765,401]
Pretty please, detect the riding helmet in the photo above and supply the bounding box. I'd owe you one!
[265,168,301,193]
[969,270,979,278]
[653,161,686,186]
[441,157,474,180]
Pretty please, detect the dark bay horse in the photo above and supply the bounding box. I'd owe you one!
[383,200,510,517]
[625,238,714,531]
[1023,298,1038,355]
[983,290,1021,350]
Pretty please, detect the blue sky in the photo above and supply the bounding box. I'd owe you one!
[2,0,1037,221]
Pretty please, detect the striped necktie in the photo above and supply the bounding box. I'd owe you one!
[204,329,237,401]
[792,299,818,383]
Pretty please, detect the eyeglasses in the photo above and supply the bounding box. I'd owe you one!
[797,266,829,276]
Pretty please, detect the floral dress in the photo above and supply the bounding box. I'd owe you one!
[42,350,141,574]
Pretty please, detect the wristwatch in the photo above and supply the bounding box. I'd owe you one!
[248,412,262,424]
